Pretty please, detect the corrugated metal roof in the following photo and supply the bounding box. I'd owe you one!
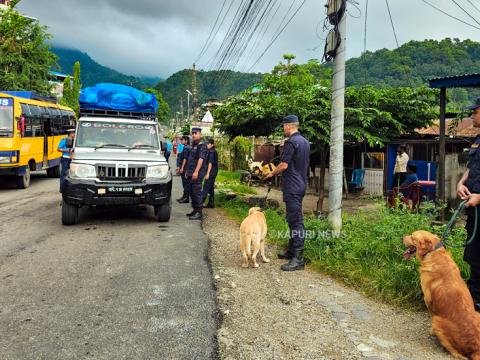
[416,117,479,137]
[429,73,480,89]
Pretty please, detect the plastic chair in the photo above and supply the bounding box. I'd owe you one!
[348,169,365,192]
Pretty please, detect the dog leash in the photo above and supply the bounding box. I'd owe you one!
[442,199,478,248]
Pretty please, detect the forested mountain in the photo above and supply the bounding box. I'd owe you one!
[155,69,264,113]
[51,47,150,88]
[346,38,480,106]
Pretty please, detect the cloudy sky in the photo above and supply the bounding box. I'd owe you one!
[18,0,480,78]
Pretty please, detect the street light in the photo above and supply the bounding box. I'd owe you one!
[186,90,193,121]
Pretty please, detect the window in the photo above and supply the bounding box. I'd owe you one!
[362,152,384,170]
[21,103,31,117]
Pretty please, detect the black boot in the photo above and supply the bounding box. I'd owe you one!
[205,202,215,209]
[178,197,189,204]
[186,209,196,216]
[189,211,203,220]
[281,248,305,271]
[278,239,293,260]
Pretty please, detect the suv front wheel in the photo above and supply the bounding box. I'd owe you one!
[62,199,79,225]
[155,202,171,222]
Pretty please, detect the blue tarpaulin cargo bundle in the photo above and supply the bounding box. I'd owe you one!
[79,83,158,114]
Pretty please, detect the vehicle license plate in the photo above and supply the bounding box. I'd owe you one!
[107,186,134,193]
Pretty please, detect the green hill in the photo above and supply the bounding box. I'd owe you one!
[51,46,148,88]
[155,69,264,113]
[346,38,480,106]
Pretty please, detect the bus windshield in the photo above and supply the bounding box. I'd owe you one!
[0,98,14,137]
[75,121,159,149]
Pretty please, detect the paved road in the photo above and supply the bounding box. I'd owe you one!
[0,172,218,360]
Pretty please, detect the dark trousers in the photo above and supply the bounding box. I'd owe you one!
[465,209,480,302]
[284,192,305,250]
[60,157,71,192]
[181,174,191,199]
[202,173,217,205]
[188,177,204,212]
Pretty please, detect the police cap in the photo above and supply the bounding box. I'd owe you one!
[191,127,202,133]
[282,115,299,124]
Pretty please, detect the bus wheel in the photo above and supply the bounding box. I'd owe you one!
[47,165,60,178]
[62,199,79,225]
[16,168,31,189]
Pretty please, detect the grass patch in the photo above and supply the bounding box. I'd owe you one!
[215,170,257,195]
[216,192,470,309]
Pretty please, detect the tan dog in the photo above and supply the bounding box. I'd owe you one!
[240,207,270,268]
[403,230,480,359]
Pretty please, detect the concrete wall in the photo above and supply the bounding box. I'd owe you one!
[443,153,468,206]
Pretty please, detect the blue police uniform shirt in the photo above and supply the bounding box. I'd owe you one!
[186,140,208,177]
[466,136,480,194]
[58,137,72,159]
[181,145,191,167]
[281,132,310,195]
[208,148,219,175]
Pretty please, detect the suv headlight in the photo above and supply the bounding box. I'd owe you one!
[69,163,96,179]
[146,164,169,179]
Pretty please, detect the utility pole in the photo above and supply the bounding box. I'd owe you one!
[192,64,198,120]
[328,0,347,231]
[186,89,193,121]
[180,96,184,126]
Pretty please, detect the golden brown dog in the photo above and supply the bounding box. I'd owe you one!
[403,230,480,359]
[240,207,269,268]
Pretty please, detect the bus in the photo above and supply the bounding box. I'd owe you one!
[0,93,76,188]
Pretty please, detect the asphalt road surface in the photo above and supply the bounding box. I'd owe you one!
[0,172,218,360]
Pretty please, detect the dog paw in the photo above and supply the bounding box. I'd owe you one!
[253,263,259,268]
[241,263,248,268]
[263,258,270,263]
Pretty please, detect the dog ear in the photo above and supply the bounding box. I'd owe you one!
[417,236,434,257]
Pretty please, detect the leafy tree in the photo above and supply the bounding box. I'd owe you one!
[0,4,57,94]
[145,88,170,124]
[214,55,438,211]
[60,61,81,115]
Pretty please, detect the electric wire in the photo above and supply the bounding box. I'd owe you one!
[195,0,228,64]
[451,0,480,26]
[420,0,480,30]
[248,0,307,72]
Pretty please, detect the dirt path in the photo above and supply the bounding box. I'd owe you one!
[253,186,379,215]
[204,208,453,360]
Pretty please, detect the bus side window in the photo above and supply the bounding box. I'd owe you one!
[26,105,42,137]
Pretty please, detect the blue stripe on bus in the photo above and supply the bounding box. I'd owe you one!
[0,151,16,157]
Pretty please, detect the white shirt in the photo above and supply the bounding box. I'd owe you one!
[394,152,409,173]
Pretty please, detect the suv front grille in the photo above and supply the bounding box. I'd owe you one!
[97,164,146,181]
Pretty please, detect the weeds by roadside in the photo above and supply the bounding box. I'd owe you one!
[216,190,469,309]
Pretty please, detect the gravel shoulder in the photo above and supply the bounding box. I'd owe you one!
[204,208,454,360]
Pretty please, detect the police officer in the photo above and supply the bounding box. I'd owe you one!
[58,129,75,193]
[185,128,208,220]
[177,135,191,203]
[266,115,310,271]
[202,138,218,209]
[458,97,480,309]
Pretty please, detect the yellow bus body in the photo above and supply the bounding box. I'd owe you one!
[0,93,76,188]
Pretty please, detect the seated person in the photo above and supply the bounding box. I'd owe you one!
[400,163,418,188]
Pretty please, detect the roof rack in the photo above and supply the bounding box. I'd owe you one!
[79,108,157,120]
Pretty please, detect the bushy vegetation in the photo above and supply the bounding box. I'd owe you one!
[216,192,469,309]
[0,5,56,95]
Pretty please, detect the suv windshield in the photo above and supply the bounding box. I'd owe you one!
[0,98,14,137]
[76,121,159,149]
